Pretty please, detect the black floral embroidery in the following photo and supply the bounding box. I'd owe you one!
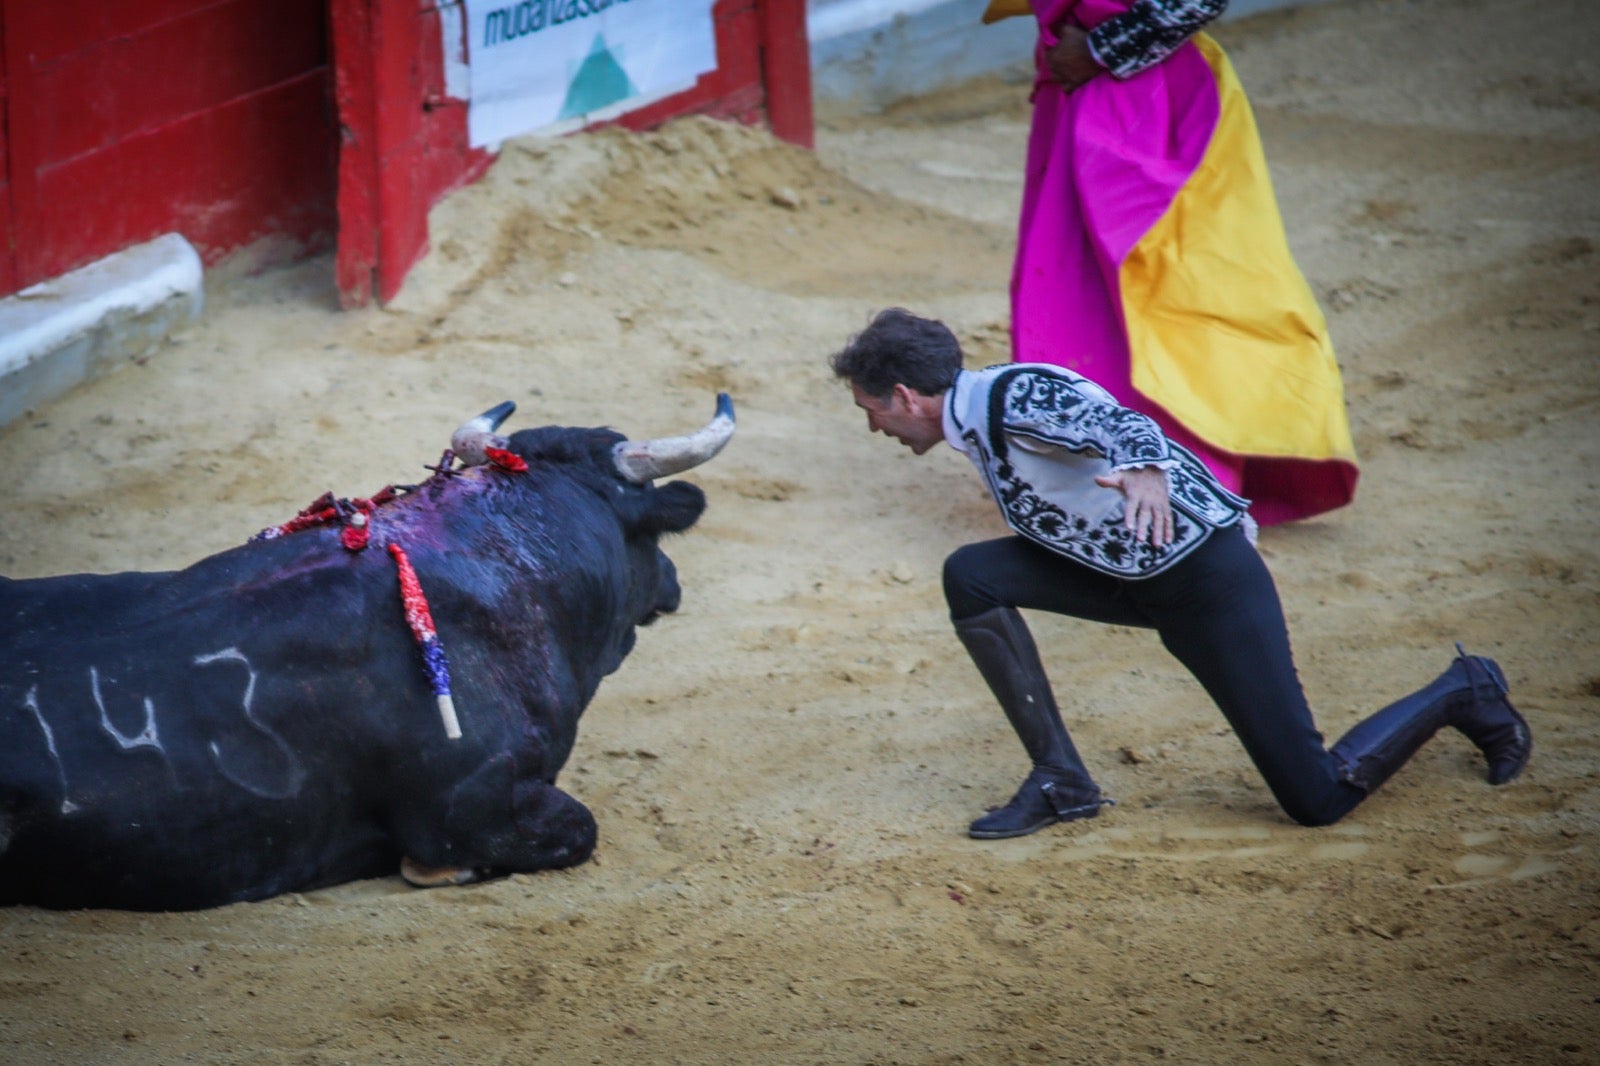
[1002,374,1169,468]
[968,367,1249,578]
[1087,0,1227,80]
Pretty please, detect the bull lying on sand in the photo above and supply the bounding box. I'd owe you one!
[0,395,734,910]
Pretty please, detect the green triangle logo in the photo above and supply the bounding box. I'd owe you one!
[559,35,637,120]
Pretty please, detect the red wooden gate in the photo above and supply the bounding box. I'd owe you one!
[0,0,338,293]
[0,0,810,305]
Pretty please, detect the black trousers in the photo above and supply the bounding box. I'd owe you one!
[942,526,1365,826]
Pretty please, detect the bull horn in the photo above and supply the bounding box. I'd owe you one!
[451,401,517,467]
[613,393,735,483]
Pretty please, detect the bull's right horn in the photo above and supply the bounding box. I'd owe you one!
[451,401,517,467]
[612,393,735,483]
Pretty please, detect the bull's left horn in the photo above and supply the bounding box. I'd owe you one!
[451,401,517,467]
[613,393,735,483]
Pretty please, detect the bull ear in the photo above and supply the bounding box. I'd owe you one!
[612,393,734,483]
[626,481,707,535]
[451,401,517,466]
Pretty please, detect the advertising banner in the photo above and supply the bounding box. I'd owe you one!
[463,0,718,147]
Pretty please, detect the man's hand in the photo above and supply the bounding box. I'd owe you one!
[1045,25,1103,93]
[1095,465,1174,547]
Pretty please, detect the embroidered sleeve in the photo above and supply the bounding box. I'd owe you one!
[1087,0,1227,79]
[1001,373,1172,469]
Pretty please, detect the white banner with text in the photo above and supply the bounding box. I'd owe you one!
[463,0,718,147]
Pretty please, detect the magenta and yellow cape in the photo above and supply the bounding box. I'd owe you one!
[995,0,1358,524]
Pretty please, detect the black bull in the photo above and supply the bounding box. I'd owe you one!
[0,395,734,910]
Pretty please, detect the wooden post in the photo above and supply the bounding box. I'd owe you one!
[329,0,380,308]
[758,0,814,149]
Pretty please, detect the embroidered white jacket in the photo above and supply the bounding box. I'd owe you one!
[943,365,1250,578]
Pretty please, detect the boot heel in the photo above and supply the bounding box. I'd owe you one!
[968,769,1108,839]
[1449,646,1531,785]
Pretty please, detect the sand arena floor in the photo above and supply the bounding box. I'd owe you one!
[1,0,1597,1061]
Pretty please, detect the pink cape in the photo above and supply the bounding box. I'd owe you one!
[1012,0,1358,524]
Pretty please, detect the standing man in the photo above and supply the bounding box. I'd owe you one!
[985,0,1359,525]
[830,308,1529,838]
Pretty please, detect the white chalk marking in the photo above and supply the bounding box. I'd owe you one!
[22,686,78,814]
[89,665,165,753]
[195,648,306,799]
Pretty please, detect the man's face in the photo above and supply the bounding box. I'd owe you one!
[853,383,944,455]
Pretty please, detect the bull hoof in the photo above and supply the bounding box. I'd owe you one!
[400,856,479,888]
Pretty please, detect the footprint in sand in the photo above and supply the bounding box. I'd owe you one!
[1044,823,1572,886]
[1428,829,1573,890]
[1044,822,1373,864]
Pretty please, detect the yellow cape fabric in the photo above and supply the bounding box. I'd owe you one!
[1120,34,1356,464]
[982,0,1032,24]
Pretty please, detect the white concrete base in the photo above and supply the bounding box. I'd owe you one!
[810,0,1034,110]
[0,234,203,428]
[807,0,1342,108]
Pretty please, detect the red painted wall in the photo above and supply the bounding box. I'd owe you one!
[0,0,811,304]
[0,12,15,296]
[0,0,338,290]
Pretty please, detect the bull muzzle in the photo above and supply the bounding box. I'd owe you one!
[612,392,736,483]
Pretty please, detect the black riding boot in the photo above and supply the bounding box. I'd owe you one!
[955,607,1108,839]
[1445,647,1532,785]
[1331,646,1531,794]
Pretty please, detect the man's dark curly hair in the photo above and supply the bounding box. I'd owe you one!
[829,308,963,400]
